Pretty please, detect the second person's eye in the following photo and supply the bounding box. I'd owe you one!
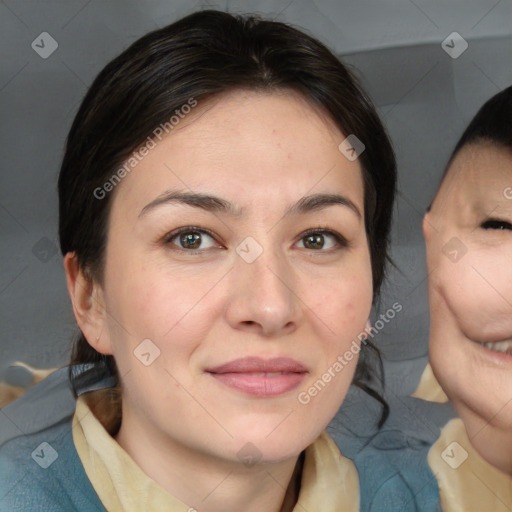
[481,219,512,230]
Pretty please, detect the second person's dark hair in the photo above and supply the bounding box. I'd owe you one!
[452,84,512,158]
[431,85,512,196]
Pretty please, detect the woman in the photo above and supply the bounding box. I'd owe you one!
[420,85,512,510]
[0,10,396,511]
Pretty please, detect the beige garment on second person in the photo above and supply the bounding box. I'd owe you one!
[72,395,359,511]
[414,363,512,511]
[429,418,512,511]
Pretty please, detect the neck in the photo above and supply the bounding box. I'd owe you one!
[114,411,303,512]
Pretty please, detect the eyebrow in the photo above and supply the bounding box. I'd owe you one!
[139,191,241,218]
[285,193,361,218]
[139,191,361,219]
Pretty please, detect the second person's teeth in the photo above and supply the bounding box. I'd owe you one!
[480,340,512,355]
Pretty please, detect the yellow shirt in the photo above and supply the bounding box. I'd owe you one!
[429,418,512,511]
[414,364,512,511]
[72,395,359,511]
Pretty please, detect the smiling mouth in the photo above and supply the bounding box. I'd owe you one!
[477,340,512,356]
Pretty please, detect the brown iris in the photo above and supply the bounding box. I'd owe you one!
[303,234,325,250]
[180,232,202,249]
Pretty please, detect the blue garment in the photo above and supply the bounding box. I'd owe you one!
[1,364,454,511]
[0,416,105,511]
[0,366,109,511]
[330,386,456,512]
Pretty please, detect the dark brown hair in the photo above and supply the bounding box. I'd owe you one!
[59,9,396,426]
[451,85,512,159]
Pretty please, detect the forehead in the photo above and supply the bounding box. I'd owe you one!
[160,88,344,164]
[113,89,365,213]
[434,142,512,209]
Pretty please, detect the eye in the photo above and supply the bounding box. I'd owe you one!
[165,227,221,251]
[295,229,347,251]
[481,219,512,230]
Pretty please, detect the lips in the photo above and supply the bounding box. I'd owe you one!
[207,357,308,374]
[206,357,308,397]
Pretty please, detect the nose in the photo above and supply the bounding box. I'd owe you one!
[224,247,301,338]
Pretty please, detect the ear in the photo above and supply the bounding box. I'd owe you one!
[422,211,443,273]
[422,212,433,242]
[63,252,112,356]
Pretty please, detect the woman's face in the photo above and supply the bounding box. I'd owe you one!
[95,90,372,464]
[425,143,512,433]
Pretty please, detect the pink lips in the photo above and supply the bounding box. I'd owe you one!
[206,357,308,397]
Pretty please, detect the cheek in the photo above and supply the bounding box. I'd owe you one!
[437,251,512,341]
[337,254,373,323]
[103,251,226,360]
[301,256,373,352]
[328,275,371,333]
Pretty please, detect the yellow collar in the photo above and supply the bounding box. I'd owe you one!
[411,362,449,403]
[428,418,512,511]
[72,394,359,511]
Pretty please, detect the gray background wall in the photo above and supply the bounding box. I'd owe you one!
[1,0,511,394]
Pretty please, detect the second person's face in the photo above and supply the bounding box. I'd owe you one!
[425,142,512,436]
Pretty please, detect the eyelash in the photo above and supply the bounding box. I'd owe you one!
[163,226,348,253]
[481,218,512,231]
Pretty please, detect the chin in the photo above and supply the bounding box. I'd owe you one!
[442,368,512,431]
[232,419,321,459]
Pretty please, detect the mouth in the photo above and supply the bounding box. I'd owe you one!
[206,357,308,397]
[475,339,512,357]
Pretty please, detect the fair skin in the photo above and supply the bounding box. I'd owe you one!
[424,142,512,475]
[65,89,373,511]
